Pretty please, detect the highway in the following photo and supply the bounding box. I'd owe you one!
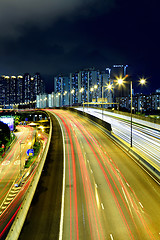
[0,125,35,205]
[18,109,160,240]
[76,107,160,168]
[0,125,48,238]
[19,111,63,240]
[52,109,160,240]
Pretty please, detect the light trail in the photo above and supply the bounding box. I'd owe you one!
[77,108,160,167]
[0,124,48,238]
[48,109,159,240]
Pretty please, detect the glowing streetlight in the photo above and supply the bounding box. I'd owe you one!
[106,83,113,91]
[117,75,146,147]
[39,126,44,132]
[79,87,84,93]
[117,78,123,85]
[139,78,146,85]
[70,89,75,106]
[90,87,94,92]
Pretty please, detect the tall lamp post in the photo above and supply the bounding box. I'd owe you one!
[94,84,98,104]
[102,86,104,119]
[130,79,133,147]
[70,89,75,107]
[117,76,146,147]
[90,87,94,103]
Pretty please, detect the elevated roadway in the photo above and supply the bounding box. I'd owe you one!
[19,110,160,240]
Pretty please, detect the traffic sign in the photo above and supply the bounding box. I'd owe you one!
[26,149,34,156]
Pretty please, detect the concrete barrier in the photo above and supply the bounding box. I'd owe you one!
[109,132,160,182]
[6,111,52,240]
[69,107,112,132]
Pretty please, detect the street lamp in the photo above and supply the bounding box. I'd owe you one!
[117,76,146,147]
[79,87,84,111]
[58,93,61,107]
[93,84,98,103]
[101,85,108,120]
[63,91,67,106]
[90,87,94,103]
[139,78,146,85]
[70,89,75,106]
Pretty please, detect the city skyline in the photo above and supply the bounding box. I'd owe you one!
[0,0,159,94]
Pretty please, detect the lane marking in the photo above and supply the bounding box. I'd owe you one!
[139,202,143,208]
[110,233,114,240]
[126,182,130,187]
[101,203,104,210]
[6,197,14,201]
[54,113,66,240]
[91,119,160,186]
[122,187,132,212]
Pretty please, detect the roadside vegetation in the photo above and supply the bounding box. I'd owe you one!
[25,141,41,168]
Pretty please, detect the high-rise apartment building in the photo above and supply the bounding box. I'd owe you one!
[54,74,70,106]
[17,75,23,104]
[53,67,114,107]
[24,73,31,104]
[0,76,5,107]
[78,68,99,104]
[5,76,10,107]
[111,65,129,99]
[0,73,45,108]
[10,76,17,105]
[152,89,160,111]
[70,72,79,105]
[34,73,45,96]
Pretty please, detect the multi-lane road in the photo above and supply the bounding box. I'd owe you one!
[76,108,160,168]
[0,125,47,238]
[0,125,35,205]
[50,110,159,240]
[15,109,160,240]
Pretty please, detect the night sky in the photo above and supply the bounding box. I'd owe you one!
[0,0,159,93]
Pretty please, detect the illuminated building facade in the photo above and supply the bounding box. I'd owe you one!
[54,74,70,106]
[17,75,24,104]
[0,73,45,108]
[10,76,17,105]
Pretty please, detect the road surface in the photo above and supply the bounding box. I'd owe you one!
[76,107,160,168]
[19,110,160,240]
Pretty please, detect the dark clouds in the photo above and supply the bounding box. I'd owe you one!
[0,0,93,38]
[0,0,159,93]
